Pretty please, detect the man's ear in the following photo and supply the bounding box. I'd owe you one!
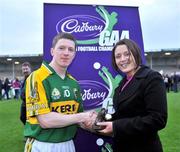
[50,48,54,56]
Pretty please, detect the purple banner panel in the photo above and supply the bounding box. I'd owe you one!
[44,3,144,152]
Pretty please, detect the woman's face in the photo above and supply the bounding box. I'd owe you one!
[114,44,137,77]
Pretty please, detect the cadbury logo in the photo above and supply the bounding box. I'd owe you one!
[56,15,105,39]
[82,89,106,101]
[78,80,108,110]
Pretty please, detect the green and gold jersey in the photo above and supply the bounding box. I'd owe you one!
[24,61,83,143]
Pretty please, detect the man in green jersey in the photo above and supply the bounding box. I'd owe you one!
[24,32,96,152]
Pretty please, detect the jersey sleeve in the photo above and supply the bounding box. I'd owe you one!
[25,71,50,117]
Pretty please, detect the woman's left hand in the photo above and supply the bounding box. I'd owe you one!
[96,121,113,136]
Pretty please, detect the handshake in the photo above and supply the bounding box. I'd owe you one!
[81,108,112,131]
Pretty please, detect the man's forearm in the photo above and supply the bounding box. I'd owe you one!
[37,112,86,128]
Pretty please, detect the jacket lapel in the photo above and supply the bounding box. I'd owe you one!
[116,66,151,105]
[117,77,142,103]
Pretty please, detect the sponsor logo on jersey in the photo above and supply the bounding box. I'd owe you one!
[73,88,78,99]
[27,103,47,116]
[51,88,61,100]
[63,89,71,97]
[50,100,79,114]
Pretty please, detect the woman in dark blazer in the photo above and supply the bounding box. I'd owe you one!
[97,39,167,152]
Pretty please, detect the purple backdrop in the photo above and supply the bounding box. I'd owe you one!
[44,3,144,152]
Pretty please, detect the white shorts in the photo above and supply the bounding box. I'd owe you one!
[24,138,75,152]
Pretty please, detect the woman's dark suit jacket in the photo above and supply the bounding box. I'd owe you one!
[112,65,167,152]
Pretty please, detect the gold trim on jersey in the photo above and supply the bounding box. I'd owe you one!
[67,73,76,81]
[26,65,52,124]
[42,62,53,75]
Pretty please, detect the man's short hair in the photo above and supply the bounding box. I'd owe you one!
[52,32,76,48]
[22,62,31,68]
